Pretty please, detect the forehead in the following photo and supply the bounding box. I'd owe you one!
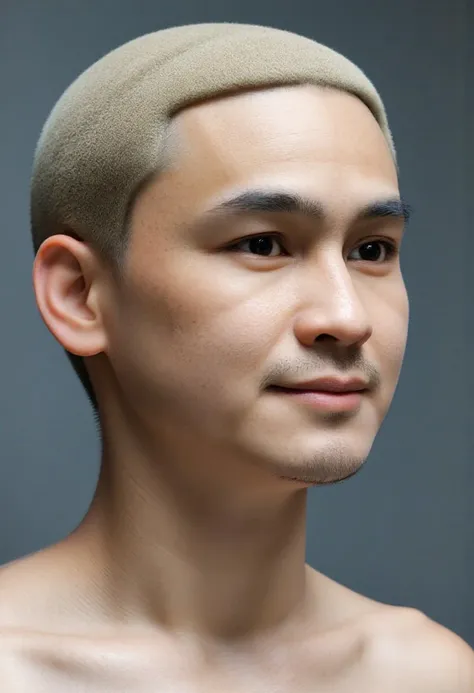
[169,84,397,196]
[129,85,399,248]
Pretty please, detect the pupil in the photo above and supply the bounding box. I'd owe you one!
[245,238,383,260]
[250,236,274,256]
[360,242,381,261]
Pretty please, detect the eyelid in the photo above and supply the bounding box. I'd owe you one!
[225,231,287,250]
[226,232,400,259]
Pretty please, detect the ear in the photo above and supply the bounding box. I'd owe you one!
[32,234,108,357]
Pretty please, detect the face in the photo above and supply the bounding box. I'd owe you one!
[99,85,409,487]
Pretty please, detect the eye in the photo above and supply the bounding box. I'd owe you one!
[349,240,399,263]
[228,233,288,257]
[226,234,399,263]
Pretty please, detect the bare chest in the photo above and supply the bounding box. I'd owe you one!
[1,628,399,693]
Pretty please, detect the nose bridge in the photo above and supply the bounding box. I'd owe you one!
[296,249,372,345]
[311,249,359,308]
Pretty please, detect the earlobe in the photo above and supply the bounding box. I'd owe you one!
[32,235,108,357]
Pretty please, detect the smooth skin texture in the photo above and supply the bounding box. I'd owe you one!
[0,85,472,691]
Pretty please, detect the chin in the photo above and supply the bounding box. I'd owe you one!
[275,457,368,487]
[241,425,377,489]
[234,386,382,482]
[270,448,369,487]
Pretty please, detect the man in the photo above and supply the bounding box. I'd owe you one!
[0,21,472,691]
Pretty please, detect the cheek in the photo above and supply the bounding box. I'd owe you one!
[109,270,284,417]
[373,289,409,384]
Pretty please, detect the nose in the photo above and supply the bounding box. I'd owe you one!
[292,257,373,349]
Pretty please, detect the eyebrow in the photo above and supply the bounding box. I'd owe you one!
[200,189,412,225]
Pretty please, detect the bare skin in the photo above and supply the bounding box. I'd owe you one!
[1,85,472,691]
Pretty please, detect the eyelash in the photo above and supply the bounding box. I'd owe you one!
[226,233,399,262]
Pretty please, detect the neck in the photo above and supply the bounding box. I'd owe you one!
[69,414,313,645]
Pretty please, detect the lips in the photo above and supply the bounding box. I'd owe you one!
[267,383,365,412]
[269,377,368,394]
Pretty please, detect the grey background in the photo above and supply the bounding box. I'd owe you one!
[1,0,472,646]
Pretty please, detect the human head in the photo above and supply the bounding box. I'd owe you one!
[31,23,408,487]
[30,22,396,413]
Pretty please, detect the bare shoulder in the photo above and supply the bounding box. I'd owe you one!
[0,554,56,690]
[366,606,474,692]
[0,556,42,628]
[0,628,33,692]
[0,545,76,630]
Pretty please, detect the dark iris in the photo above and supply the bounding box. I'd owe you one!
[239,236,390,261]
[358,242,383,261]
[248,236,276,256]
